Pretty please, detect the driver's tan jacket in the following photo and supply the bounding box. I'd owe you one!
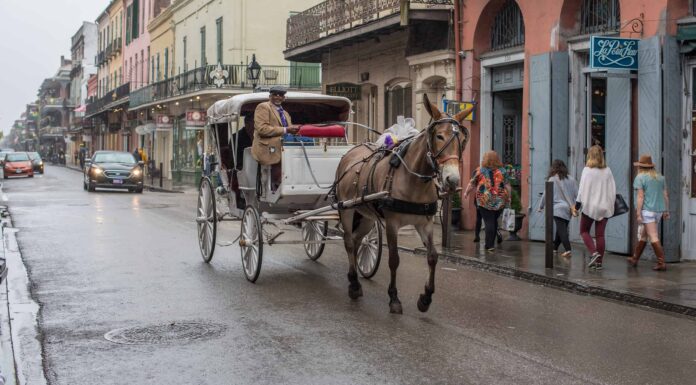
[252,101,292,165]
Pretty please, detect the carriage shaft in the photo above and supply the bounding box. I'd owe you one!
[282,191,389,224]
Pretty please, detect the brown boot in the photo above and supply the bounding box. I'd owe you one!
[627,240,647,267]
[651,242,667,271]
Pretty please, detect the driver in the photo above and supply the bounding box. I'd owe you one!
[252,86,300,191]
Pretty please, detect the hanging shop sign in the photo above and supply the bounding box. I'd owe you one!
[326,83,361,100]
[186,109,207,127]
[590,36,639,70]
[155,114,174,130]
[442,100,475,122]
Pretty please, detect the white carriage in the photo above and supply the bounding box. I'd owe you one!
[196,92,383,282]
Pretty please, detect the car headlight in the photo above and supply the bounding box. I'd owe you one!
[39,161,43,165]
[92,167,103,175]
[132,168,142,176]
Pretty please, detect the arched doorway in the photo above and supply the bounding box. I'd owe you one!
[419,75,447,129]
[384,79,412,129]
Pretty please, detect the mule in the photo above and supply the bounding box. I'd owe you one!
[334,94,473,313]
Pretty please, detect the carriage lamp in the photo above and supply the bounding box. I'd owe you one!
[247,54,261,89]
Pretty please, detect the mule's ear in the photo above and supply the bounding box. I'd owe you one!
[423,93,442,120]
[454,104,475,124]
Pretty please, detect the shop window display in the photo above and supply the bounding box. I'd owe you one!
[590,78,606,149]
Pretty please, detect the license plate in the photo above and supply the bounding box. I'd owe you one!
[113,179,123,184]
[15,170,22,174]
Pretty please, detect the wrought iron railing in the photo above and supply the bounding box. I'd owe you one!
[286,0,452,50]
[129,64,321,108]
[580,0,620,35]
[86,82,130,116]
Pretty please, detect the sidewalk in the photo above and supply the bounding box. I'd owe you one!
[396,225,696,318]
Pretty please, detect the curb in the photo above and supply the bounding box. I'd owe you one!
[398,245,696,318]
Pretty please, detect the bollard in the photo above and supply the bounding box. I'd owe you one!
[545,180,554,269]
[441,195,451,249]
[159,162,163,188]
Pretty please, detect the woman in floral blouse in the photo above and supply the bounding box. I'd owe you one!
[464,151,511,252]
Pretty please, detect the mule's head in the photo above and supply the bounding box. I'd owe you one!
[422,94,474,192]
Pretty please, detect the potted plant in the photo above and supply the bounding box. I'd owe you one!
[508,189,526,241]
[450,192,462,230]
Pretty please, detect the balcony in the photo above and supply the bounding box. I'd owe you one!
[105,43,113,59]
[285,0,452,62]
[86,82,131,117]
[129,64,321,108]
[113,37,122,54]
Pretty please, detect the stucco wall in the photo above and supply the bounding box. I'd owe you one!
[457,0,688,231]
[123,0,153,90]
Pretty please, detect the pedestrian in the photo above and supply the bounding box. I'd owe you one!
[464,151,511,252]
[132,147,142,162]
[538,159,578,257]
[472,167,483,243]
[627,154,669,271]
[576,145,616,269]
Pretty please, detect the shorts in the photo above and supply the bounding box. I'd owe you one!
[641,210,661,224]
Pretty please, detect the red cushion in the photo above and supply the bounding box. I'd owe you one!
[297,124,345,138]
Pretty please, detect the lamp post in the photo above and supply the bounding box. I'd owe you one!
[246,54,261,90]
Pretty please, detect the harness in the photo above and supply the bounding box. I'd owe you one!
[342,117,468,217]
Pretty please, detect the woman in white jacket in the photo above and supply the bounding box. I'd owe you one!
[576,145,616,270]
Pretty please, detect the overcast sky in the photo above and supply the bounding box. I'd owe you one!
[0,0,108,135]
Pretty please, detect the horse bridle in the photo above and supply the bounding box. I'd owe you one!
[424,117,469,173]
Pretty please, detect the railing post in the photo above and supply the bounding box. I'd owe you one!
[159,162,163,188]
[545,180,554,269]
[441,195,452,249]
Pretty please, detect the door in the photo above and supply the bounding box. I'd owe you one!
[492,91,522,166]
[592,74,631,254]
[684,66,696,260]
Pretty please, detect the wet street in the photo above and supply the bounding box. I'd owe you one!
[2,165,696,385]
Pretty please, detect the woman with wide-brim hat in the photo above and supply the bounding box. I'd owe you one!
[627,154,670,271]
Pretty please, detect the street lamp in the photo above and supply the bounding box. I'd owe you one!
[246,54,261,90]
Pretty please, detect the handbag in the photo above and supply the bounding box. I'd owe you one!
[501,208,516,232]
[612,193,629,217]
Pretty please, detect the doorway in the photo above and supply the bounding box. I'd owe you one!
[492,90,523,167]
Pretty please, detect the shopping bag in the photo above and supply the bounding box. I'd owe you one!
[502,208,516,232]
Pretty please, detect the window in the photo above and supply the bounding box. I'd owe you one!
[164,48,169,79]
[126,5,132,44]
[156,53,160,81]
[580,0,620,35]
[589,78,607,149]
[141,49,145,84]
[216,18,223,65]
[385,82,412,128]
[490,0,525,51]
[200,26,207,67]
[146,46,150,84]
[151,56,155,84]
[132,0,140,41]
[183,36,188,71]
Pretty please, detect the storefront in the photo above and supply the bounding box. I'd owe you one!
[679,22,696,261]
[172,115,203,184]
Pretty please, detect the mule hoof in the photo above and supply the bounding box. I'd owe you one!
[348,286,363,300]
[417,294,432,313]
[389,301,403,314]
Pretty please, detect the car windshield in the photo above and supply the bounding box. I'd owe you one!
[6,153,29,162]
[28,152,41,160]
[92,152,136,164]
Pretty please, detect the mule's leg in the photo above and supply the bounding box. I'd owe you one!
[347,217,375,299]
[385,222,403,314]
[415,223,436,313]
[341,209,362,300]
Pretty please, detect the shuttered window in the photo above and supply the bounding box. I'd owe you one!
[580,0,620,35]
[490,0,525,51]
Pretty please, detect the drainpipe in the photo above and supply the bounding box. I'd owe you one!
[454,0,462,101]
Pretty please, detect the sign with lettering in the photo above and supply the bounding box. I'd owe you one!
[590,36,639,70]
[326,83,361,100]
[185,109,206,127]
[155,114,174,129]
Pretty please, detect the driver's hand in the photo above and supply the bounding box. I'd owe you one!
[287,125,301,135]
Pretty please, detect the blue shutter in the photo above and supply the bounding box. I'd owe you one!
[528,53,551,241]
[662,36,682,261]
[604,76,631,254]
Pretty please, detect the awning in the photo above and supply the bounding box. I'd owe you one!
[677,24,696,54]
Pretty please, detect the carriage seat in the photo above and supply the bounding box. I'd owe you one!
[297,124,345,138]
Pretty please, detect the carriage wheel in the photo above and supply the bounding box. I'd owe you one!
[357,222,382,279]
[240,205,263,283]
[197,177,217,263]
[302,221,327,261]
